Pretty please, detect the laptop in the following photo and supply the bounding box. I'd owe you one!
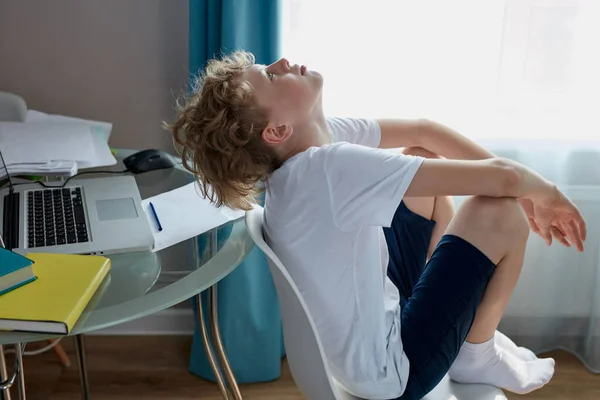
[0,146,154,256]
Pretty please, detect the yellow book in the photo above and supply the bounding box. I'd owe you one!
[0,253,110,334]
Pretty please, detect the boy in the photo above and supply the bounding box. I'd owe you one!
[167,51,586,400]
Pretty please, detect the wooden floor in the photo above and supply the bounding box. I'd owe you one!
[7,335,600,399]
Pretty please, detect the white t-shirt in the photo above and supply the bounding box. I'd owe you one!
[264,117,424,399]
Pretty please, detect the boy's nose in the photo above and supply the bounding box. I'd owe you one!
[266,58,291,76]
[275,58,290,72]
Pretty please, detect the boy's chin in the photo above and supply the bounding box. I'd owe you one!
[311,73,324,90]
[305,69,322,80]
[312,70,324,81]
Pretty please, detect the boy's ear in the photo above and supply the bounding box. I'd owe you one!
[262,123,293,144]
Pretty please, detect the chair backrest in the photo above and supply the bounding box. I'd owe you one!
[0,92,27,122]
[245,206,360,400]
[246,207,507,400]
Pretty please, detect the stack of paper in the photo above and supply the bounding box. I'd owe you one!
[0,111,117,179]
[0,160,78,180]
[25,110,113,141]
[25,110,116,168]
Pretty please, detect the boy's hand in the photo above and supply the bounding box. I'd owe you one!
[518,191,587,252]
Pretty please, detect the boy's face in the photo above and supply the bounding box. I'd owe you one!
[242,58,323,126]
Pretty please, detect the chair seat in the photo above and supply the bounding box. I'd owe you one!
[423,374,507,400]
[333,374,507,400]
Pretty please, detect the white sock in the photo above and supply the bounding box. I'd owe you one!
[449,337,555,394]
[495,330,538,361]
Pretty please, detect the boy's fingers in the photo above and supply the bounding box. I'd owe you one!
[529,218,541,235]
[571,207,587,242]
[552,223,567,237]
[577,215,587,242]
[551,226,570,247]
[562,221,575,242]
[542,228,552,246]
[559,221,574,244]
[568,219,584,252]
[537,219,552,246]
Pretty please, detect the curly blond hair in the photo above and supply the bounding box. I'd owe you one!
[165,51,279,211]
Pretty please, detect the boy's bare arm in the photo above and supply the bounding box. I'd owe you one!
[379,118,586,250]
[377,119,495,160]
[405,158,543,199]
[406,157,587,251]
[408,154,585,202]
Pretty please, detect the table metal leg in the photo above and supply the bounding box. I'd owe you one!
[14,344,25,400]
[196,293,229,399]
[0,345,12,400]
[209,285,242,400]
[196,226,241,399]
[74,335,90,400]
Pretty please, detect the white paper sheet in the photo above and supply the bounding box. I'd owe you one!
[0,160,78,179]
[0,122,96,164]
[141,182,246,252]
[26,110,113,141]
[24,111,116,169]
[78,127,117,169]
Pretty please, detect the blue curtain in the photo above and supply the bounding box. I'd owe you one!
[189,0,281,73]
[188,0,285,384]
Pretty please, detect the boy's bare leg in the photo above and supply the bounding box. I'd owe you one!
[444,196,554,394]
[401,147,538,361]
[428,196,455,258]
[445,196,527,343]
[400,155,554,393]
[400,147,455,258]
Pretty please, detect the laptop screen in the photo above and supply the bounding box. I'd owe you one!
[0,145,13,190]
[0,145,11,248]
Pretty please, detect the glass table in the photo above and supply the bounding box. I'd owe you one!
[0,153,255,400]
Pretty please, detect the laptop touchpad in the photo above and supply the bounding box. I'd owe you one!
[96,198,138,221]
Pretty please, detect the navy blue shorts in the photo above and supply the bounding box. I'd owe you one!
[384,202,496,400]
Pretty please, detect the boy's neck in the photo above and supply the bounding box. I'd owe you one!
[280,112,331,163]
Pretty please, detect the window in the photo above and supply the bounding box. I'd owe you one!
[282,0,600,140]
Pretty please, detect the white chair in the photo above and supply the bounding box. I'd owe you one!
[245,206,507,400]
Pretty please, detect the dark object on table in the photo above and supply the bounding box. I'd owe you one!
[123,149,176,174]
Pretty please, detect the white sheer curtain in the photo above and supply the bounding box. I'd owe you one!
[282,0,600,371]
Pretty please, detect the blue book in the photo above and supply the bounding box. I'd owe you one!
[0,248,37,296]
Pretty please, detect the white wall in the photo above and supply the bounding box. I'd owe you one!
[0,0,189,151]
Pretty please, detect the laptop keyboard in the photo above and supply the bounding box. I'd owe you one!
[27,188,89,248]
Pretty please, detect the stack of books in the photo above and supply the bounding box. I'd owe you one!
[0,248,37,295]
[0,250,111,334]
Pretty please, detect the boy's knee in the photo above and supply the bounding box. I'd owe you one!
[461,196,529,240]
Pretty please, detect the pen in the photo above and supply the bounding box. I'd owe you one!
[149,202,163,232]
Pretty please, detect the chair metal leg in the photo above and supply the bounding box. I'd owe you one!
[196,293,230,399]
[0,345,12,400]
[14,344,25,400]
[209,285,242,400]
[74,335,90,400]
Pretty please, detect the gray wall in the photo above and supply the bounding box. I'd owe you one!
[0,0,189,151]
